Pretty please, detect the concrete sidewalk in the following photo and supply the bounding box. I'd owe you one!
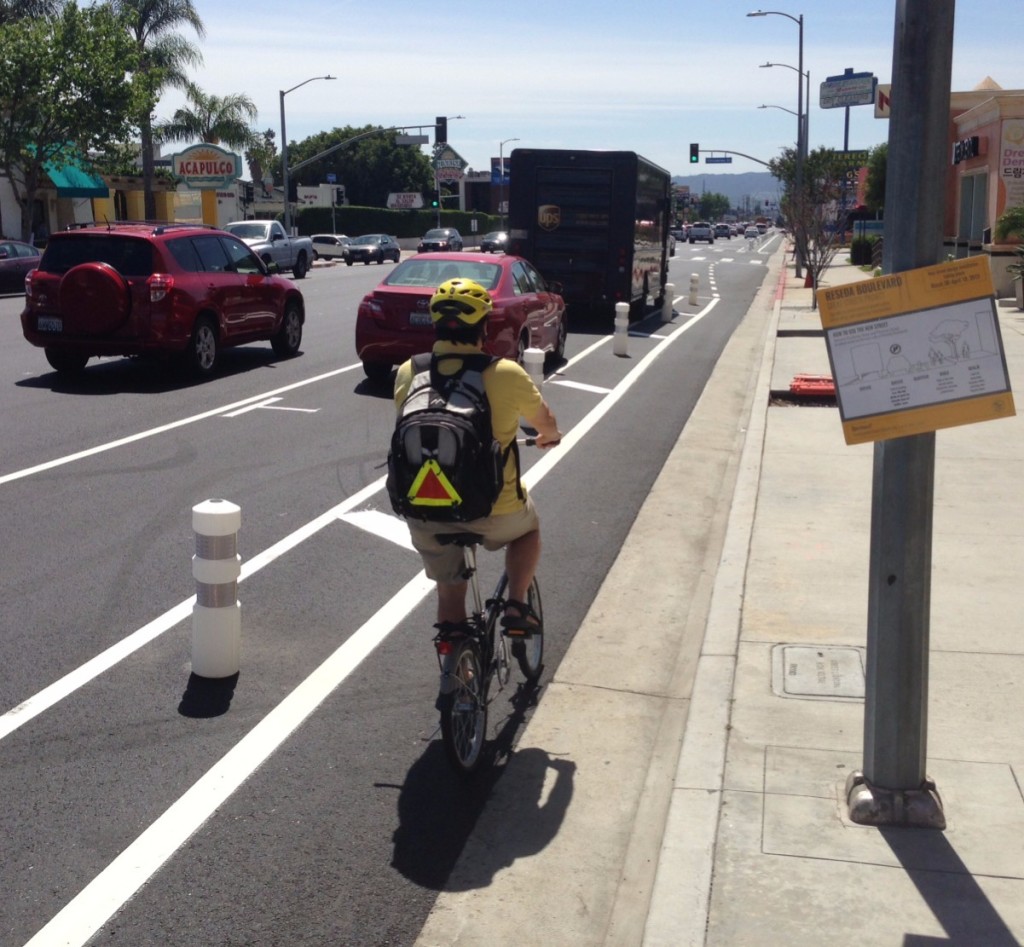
[416,249,1024,947]
[645,255,1024,946]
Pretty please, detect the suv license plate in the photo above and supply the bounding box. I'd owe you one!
[409,311,432,326]
[38,316,63,332]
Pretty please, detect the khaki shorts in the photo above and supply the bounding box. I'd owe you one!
[406,496,540,583]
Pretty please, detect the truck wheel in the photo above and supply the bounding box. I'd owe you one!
[291,252,308,280]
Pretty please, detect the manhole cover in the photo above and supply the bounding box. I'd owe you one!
[771,644,865,701]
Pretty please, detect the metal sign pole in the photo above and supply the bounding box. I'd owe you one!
[845,0,954,830]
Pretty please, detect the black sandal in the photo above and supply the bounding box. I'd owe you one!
[501,599,542,637]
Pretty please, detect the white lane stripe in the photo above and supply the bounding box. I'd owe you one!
[20,295,721,946]
[222,397,283,417]
[0,364,362,487]
[550,379,613,394]
[22,570,436,947]
[0,475,387,741]
[339,509,416,550]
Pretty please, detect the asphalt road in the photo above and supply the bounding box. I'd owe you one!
[0,233,779,947]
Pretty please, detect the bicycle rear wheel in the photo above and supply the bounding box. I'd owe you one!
[439,638,488,775]
[511,577,544,682]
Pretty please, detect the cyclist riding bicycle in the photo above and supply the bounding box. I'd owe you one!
[393,277,562,638]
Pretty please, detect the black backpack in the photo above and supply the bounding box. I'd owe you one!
[387,353,519,522]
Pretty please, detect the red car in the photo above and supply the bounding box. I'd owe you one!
[355,252,567,382]
[21,222,304,377]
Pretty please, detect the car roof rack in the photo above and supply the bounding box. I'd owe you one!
[64,220,219,235]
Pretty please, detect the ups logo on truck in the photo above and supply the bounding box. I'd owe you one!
[538,204,561,231]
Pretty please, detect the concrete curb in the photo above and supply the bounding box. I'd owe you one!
[641,258,787,947]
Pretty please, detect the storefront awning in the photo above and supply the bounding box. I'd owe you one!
[43,158,108,198]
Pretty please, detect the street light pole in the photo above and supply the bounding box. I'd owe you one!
[280,74,335,235]
[498,137,519,230]
[748,10,806,278]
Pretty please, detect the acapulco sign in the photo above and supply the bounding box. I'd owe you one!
[171,143,242,188]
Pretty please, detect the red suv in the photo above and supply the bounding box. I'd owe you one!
[21,222,305,376]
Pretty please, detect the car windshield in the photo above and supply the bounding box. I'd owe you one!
[351,235,382,245]
[223,223,267,239]
[383,258,502,290]
[423,229,453,239]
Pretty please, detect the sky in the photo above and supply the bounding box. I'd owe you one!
[154,0,1017,180]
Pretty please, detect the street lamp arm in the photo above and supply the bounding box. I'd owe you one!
[746,9,800,26]
[759,104,799,117]
[283,74,335,97]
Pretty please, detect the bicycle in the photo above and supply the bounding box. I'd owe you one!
[433,533,544,776]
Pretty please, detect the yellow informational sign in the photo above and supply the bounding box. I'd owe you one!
[817,257,1015,444]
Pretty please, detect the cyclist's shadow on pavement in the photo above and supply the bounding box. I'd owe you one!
[389,690,576,891]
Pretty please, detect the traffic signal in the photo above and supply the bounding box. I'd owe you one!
[689,143,699,164]
[435,116,447,145]
[335,186,345,206]
[430,190,439,208]
[243,182,254,203]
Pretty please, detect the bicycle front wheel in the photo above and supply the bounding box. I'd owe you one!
[511,577,544,682]
[439,638,488,775]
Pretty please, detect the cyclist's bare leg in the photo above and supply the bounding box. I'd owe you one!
[504,529,541,615]
[436,579,468,625]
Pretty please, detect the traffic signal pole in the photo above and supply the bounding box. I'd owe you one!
[844,0,953,830]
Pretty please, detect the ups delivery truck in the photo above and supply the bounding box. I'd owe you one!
[506,148,672,320]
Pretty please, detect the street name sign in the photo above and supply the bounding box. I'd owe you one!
[705,156,733,164]
[820,71,877,109]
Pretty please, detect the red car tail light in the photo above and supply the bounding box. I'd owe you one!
[148,273,174,303]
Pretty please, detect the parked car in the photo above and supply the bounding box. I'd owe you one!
[355,252,567,382]
[689,222,715,244]
[311,233,351,260]
[417,228,463,253]
[20,222,304,377]
[0,238,42,293]
[479,231,508,253]
[714,223,732,239]
[346,233,401,265]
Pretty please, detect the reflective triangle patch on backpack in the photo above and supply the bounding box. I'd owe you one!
[407,458,463,508]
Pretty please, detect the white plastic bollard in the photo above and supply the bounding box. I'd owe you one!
[688,273,699,306]
[613,302,630,356]
[662,282,675,320]
[523,346,545,387]
[191,498,242,679]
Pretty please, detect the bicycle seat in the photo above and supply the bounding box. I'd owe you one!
[436,531,484,547]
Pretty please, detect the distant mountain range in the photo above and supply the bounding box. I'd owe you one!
[671,171,782,210]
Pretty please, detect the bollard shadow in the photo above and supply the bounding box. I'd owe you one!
[880,827,1020,946]
[178,671,239,718]
[386,679,576,892]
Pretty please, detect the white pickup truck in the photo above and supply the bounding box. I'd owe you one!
[223,220,314,279]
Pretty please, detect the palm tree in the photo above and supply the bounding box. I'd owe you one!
[113,0,205,220]
[0,0,62,24]
[156,81,259,150]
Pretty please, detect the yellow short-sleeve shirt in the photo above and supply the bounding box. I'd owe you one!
[394,342,543,515]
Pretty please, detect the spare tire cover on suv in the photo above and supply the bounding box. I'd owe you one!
[58,262,132,334]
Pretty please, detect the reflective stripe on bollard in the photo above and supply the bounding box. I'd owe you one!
[192,498,241,679]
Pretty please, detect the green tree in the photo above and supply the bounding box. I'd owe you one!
[113,0,205,220]
[285,125,435,207]
[769,145,853,304]
[696,191,730,221]
[864,142,887,214]
[156,81,259,150]
[0,0,61,23]
[245,128,278,196]
[0,4,140,239]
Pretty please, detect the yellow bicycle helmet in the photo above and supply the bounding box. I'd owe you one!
[429,278,492,327]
